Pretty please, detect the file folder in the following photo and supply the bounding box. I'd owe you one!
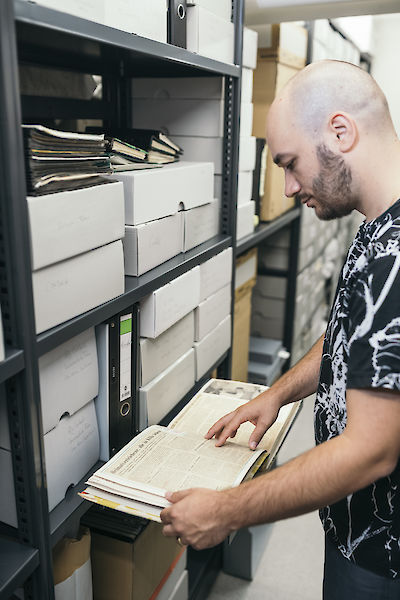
[95,307,138,461]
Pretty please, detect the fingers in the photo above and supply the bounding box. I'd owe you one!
[205,412,235,440]
[214,413,248,446]
[165,489,192,503]
[248,421,270,450]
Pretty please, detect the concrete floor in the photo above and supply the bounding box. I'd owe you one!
[207,396,325,600]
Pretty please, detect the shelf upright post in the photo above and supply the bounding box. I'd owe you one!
[219,0,244,380]
[0,1,54,598]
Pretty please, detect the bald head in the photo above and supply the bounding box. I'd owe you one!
[271,60,394,139]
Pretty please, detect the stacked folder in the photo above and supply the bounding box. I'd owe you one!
[22,124,112,195]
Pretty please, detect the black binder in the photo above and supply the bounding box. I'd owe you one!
[95,306,138,460]
[167,0,187,48]
[251,138,267,217]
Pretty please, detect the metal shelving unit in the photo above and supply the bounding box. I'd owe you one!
[236,206,301,256]
[0,539,39,599]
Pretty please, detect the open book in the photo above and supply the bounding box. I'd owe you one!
[79,379,300,522]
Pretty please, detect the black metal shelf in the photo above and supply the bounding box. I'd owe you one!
[0,349,24,384]
[15,1,240,78]
[49,460,104,548]
[0,538,39,599]
[235,207,301,256]
[37,235,231,357]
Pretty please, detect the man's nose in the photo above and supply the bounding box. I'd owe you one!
[284,172,301,198]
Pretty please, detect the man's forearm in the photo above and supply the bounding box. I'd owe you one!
[263,334,324,407]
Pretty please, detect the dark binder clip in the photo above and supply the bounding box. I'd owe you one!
[167,0,187,49]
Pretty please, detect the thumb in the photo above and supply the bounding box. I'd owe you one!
[165,489,192,503]
[249,423,268,450]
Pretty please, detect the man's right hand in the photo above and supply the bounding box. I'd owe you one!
[204,392,282,450]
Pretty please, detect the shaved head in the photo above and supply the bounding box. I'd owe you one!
[274,60,393,138]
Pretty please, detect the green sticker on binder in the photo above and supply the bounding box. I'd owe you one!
[120,317,132,336]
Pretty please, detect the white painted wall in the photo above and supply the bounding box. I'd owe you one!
[370,14,400,137]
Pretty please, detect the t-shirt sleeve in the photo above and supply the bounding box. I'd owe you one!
[347,250,400,391]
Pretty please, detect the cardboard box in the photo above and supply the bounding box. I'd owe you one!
[113,162,213,226]
[187,5,234,64]
[140,267,200,338]
[139,349,195,427]
[132,99,253,138]
[253,59,299,138]
[132,76,225,100]
[251,23,308,69]
[238,136,256,172]
[235,248,257,290]
[0,304,4,362]
[104,0,166,42]
[172,136,224,174]
[123,213,182,276]
[91,523,186,600]
[39,327,99,434]
[231,280,256,382]
[258,147,295,222]
[187,0,231,21]
[237,170,253,206]
[53,528,92,600]
[27,181,124,271]
[194,315,231,380]
[243,27,258,69]
[236,201,255,241]
[199,247,232,302]
[194,284,231,341]
[241,67,254,103]
[140,312,194,387]
[182,199,219,252]
[32,240,124,334]
[44,400,100,511]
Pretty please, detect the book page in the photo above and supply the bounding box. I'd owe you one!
[87,425,265,504]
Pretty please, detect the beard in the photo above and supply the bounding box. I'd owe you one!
[297,144,358,221]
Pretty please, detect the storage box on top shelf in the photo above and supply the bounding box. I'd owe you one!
[140,312,194,387]
[250,23,308,69]
[38,327,99,434]
[186,5,234,64]
[124,212,182,277]
[27,181,125,270]
[32,240,124,334]
[187,0,231,21]
[52,527,92,600]
[91,521,186,600]
[236,200,256,240]
[199,247,232,301]
[243,27,258,70]
[139,348,195,427]
[132,98,253,138]
[132,76,225,100]
[0,400,100,526]
[194,283,231,341]
[112,162,213,226]
[140,267,200,338]
[194,315,231,380]
[231,248,258,382]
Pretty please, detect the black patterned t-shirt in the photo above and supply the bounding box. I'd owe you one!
[315,199,400,578]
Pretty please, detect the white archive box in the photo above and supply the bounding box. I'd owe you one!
[182,199,219,252]
[199,247,232,302]
[235,252,257,290]
[132,76,225,100]
[241,68,254,103]
[186,5,234,64]
[123,213,182,276]
[140,312,194,387]
[243,27,258,69]
[103,0,166,42]
[187,0,231,21]
[31,0,105,24]
[0,304,5,362]
[32,240,124,334]
[132,99,253,138]
[236,201,255,241]
[27,181,125,271]
[238,136,256,172]
[237,170,254,206]
[112,162,213,226]
[0,400,100,524]
[139,349,195,428]
[194,315,231,380]
[172,136,224,174]
[194,283,231,341]
[140,267,200,338]
[39,327,99,434]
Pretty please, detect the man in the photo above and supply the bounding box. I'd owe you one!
[160,60,400,598]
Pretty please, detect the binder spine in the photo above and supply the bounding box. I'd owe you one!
[167,0,187,49]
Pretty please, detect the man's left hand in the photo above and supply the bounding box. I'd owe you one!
[160,488,231,550]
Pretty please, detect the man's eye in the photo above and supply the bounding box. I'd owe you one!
[286,160,295,171]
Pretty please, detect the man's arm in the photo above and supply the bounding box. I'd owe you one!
[161,387,400,549]
[207,334,324,449]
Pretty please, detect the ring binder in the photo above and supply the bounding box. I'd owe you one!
[167,0,187,49]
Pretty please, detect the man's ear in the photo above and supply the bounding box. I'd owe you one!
[329,112,358,152]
